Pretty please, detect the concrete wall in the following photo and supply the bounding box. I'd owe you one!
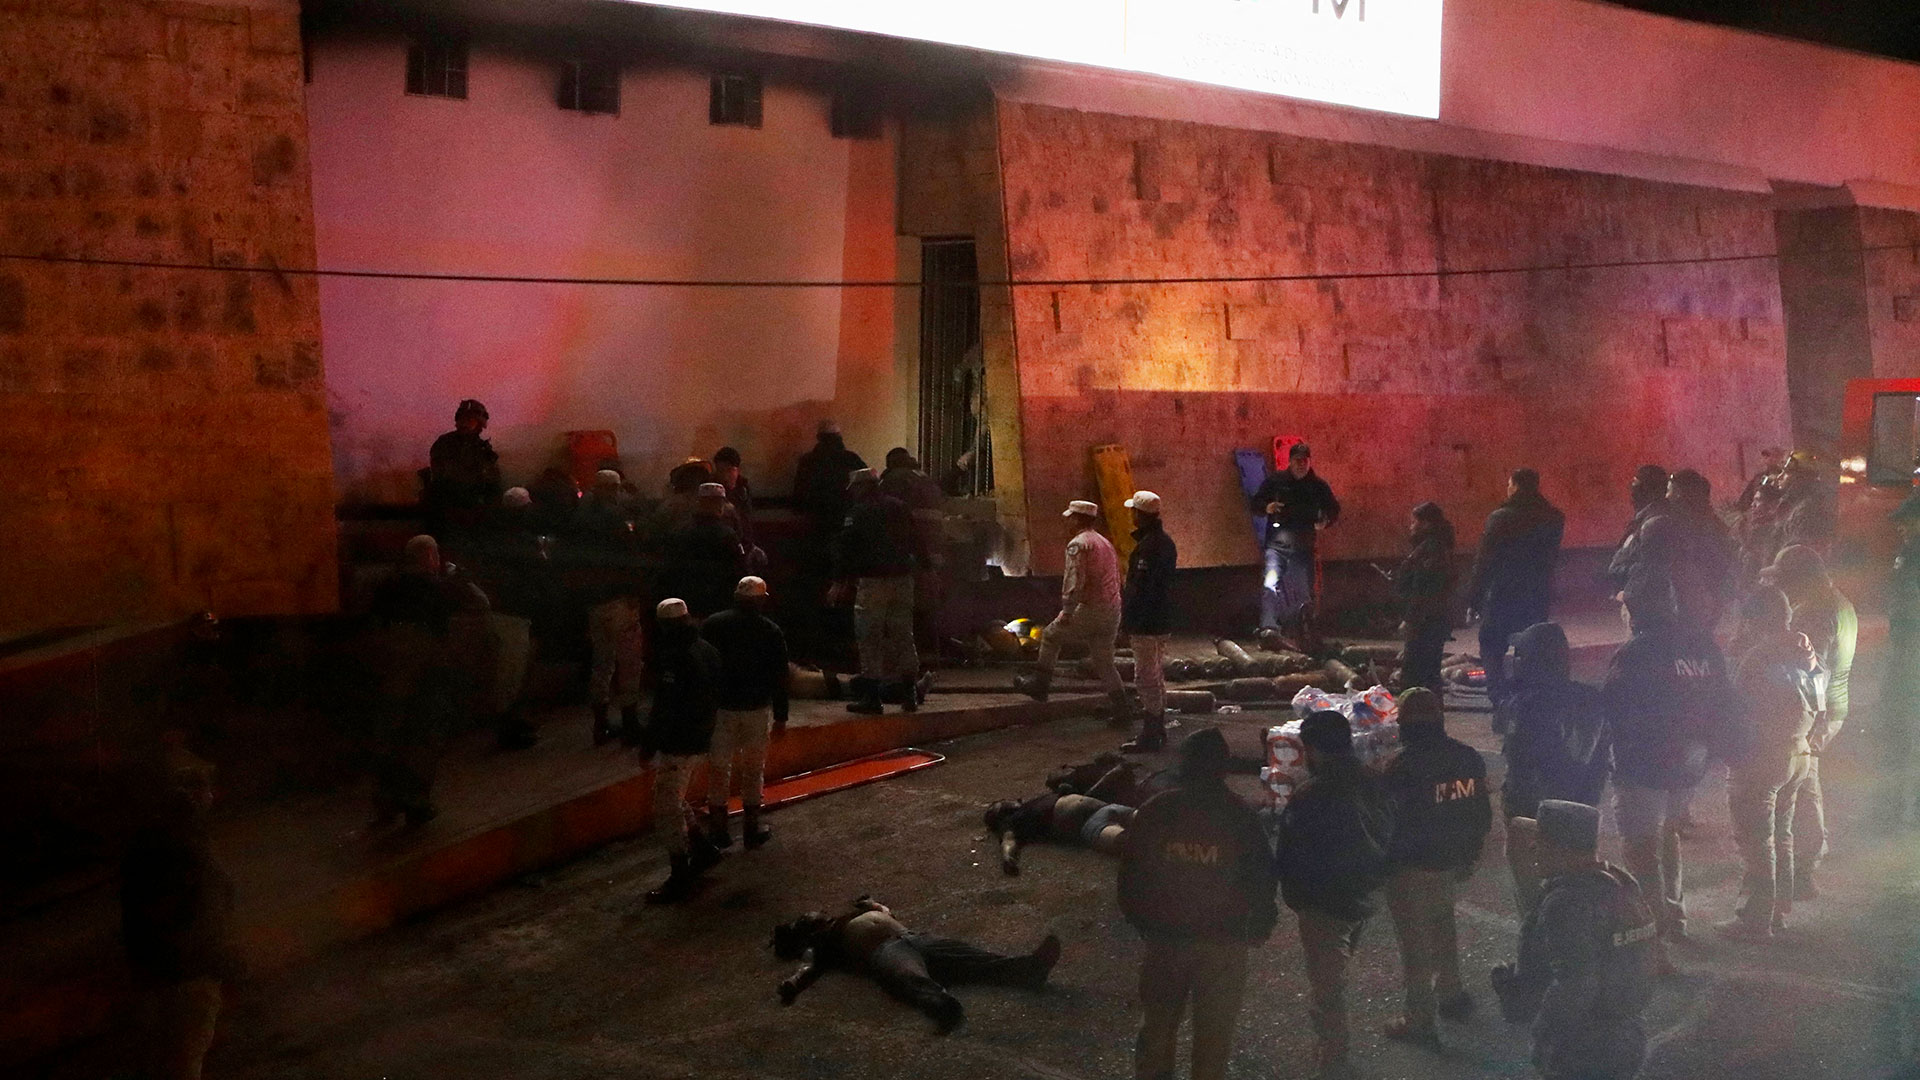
[1862,207,1920,380]
[997,101,1792,571]
[0,0,337,635]
[306,31,906,504]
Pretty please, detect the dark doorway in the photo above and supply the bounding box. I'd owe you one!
[918,237,991,495]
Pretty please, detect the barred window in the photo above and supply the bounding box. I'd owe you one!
[709,71,762,127]
[558,58,620,115]
[406,36,468,99]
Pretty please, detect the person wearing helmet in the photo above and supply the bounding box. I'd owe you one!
[425,399,503,544]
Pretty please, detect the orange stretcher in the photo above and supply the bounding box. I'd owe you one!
[716,747,946,815]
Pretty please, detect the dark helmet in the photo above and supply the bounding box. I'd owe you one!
[455,398,489,423]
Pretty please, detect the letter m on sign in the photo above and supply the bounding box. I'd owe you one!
[1314,0,1366,20]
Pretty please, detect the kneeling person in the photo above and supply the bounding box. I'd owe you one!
[773,897,1060,1032]
[984,792,1135,875]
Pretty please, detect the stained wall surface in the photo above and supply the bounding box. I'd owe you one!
[998,101,1792,570]
[0,0,336,634]
[306,32,905,504]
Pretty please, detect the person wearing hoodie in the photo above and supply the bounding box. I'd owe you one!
[700,576,790,852]
[640,598,726,904]
[1118,728,1278,1080]
[1393,503,1456,695]
[1718,587,1821,941]
[1465,469,1565,703]
[1759,544,1855,898]
[1601,597,1733,960]
[1377,688,1490,1049]
[1276,711,1394,1079]
[834,468,926,714]
[1612,469,1733,637]
[1495,623,1610,916]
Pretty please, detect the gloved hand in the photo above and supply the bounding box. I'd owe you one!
[1489,964,1526,1022]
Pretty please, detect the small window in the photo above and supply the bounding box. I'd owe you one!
[709,72,762,128]
[1869,393,1920,486]
[406,36,468,99]
[558,59,620,115]
[830,87,882,139]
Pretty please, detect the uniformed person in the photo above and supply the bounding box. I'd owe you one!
[1491,800,1657,1080]
[1378,688,1492,1048]
[1121,490,1177,751]
[1118,728,1278,1080]
[1016,500,1128,720]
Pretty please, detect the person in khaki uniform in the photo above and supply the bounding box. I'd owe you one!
[1759,544,1855,898]
[1016,500,1128,719]
[1377,688,1491,1049]
[1717,587,1820,940]
[1276,711,1394,1080]
[1117,728,1277,1080]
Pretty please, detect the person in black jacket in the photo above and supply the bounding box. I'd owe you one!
[664,483,745,619]
[1496,622,1609,916]
[1251,443,1340,647]
[1466,468,1565,703]
[642,598,726,904]
[1276,711,1394,1078]
[1490,801,1657,1080]
[1121,490,1177,752]
[1611,469,1733,637]
[1602,598,1732,959]
[834,469,924,714]
[1378,688,1491,1048]
[1393,502,1456,695]
[424,398,502,546]
[700,576,790,851]
[791,421,868,661]
[1118,728,1278,1080]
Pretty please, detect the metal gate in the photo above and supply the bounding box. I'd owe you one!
[918,238,991,495]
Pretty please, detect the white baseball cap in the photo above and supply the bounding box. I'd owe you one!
[697,482,727,498]
[503,486,533,509]
[735,575,769,598]
[1123,490,1162,514]
[656,598,690,620]
[1063,500,1101,518]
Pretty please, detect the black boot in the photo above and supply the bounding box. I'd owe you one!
[898,679,919,713]
[1105,689,1134,729]
[495,708,538,751]
[645,853,697,904]
[619,705,643,747]
[1121,711,1166,754]
[687,828,725,872]
[706,804,733,850]
[591,704,612,746]
[742,806,772,849]
[1013,670,1051,702]
[846,678,884,715]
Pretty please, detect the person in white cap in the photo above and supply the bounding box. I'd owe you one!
[1120,491,1177,752]
[1016,501,1127,716]
[664,481,745,619]
[641,597,726,904]
[834,468,926,714]
[700,576,791,850]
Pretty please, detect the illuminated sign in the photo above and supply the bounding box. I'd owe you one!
[641,0,1444,119]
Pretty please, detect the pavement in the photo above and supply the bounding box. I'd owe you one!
[30,634,1920,1080]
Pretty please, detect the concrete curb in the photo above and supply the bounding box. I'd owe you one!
[3,691,1108,1067]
